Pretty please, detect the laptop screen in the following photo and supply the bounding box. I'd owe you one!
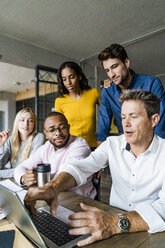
[0,184,47,248]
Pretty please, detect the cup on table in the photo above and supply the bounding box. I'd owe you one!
[36,163,51,187]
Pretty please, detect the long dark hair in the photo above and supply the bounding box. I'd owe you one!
[57,61,91,97]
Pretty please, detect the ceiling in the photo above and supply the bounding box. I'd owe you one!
[0,62,35,92]
[0,0,165,93]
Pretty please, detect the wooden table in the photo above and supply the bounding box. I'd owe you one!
[58,191,165,248]
[1,189,165,247]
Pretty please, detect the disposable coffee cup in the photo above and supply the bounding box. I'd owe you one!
[36,163,51,187]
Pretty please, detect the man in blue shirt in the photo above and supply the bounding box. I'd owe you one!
[96,43,165,144]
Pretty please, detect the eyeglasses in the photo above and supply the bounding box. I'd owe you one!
[45,124,68,134]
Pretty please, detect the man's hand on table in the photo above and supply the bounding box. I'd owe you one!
[68,203,120,247]
[24,184,59,216]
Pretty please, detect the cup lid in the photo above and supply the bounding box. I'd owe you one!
[37,163,51,172]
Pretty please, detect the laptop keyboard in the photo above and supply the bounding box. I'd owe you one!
[32,209,79,247]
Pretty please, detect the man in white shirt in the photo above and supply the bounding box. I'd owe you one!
[24,89,165,247]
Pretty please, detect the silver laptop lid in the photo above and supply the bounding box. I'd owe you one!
[0,184,47,248]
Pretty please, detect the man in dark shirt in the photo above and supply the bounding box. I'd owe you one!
[96,43,165,145]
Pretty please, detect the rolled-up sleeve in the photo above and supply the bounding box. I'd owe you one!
[135,202,165,233]
[58,141,109,186]
[135,180,165,233]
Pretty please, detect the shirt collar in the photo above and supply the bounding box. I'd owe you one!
[145,134,159,154]
[121,134,159,154]
[116,69,136,91]
[120,135,128,151]
[127,69,136,89]
[125,143,131,151]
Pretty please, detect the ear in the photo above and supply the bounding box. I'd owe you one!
[125,58,130,69]
[151,113,160,128]
[43,129,48,139]
[67,123,70,131]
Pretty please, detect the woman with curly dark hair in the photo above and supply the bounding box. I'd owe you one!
[55,61,100,149]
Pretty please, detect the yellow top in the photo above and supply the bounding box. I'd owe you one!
[55,88,100,148]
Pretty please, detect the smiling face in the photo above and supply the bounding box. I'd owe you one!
[103,58,131,90]
[121,100,157,150]
[44,115,70,149]
[61,67,81,94]
[18,112,35,139]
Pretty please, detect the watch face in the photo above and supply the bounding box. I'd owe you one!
[119,217,130,231]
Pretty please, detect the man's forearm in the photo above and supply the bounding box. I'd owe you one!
[101,210,149,237]
[124,211,149,232]
[45,172,76,194]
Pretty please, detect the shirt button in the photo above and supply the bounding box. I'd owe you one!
[132,189,134,191]
[129,204,131,206]
[132,174,135,176]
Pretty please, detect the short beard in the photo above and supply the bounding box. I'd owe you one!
[50,134,70,149]
[119,70,130,87]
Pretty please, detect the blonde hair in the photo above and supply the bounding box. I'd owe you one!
[11,107,37,163]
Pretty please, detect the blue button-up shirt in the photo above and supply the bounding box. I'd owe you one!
[96,71,165,140]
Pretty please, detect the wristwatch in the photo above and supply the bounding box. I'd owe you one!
[117,213,130,232]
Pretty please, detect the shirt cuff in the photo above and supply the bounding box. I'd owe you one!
[135,202,165,233]
[0,146,4,154]
[14,170,24,185]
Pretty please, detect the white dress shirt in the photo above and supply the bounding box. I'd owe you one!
[58,134,165,233]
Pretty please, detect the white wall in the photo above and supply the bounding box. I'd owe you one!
[0,34,104,90]
[0,35,105,132]
[81,62,107,89]
[0,92,16,131]
[0,100,8,131]
[0,34,78,69]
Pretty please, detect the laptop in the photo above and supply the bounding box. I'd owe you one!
[0,184,89,248]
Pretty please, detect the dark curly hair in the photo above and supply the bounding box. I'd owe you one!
[57,61,91,97]
[98,43,128,65]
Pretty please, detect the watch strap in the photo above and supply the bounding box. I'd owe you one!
[21,176,26,186]
[117,213,130,232]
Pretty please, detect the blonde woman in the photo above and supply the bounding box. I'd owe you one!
[0,107,44,178]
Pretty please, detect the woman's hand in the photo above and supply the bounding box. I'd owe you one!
[0,129,10,147]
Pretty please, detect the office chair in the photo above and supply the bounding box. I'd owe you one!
[92,172,101,201]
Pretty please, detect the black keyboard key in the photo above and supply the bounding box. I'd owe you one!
[31,209,79,246]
